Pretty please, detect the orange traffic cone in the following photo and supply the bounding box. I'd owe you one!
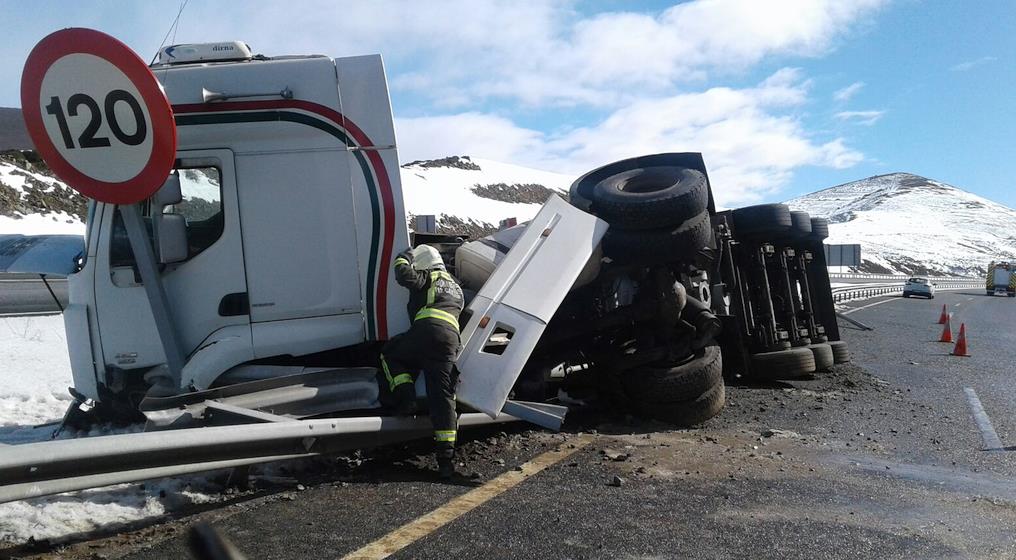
[938,314,953,343]
[937,304,949,324]
[951,324,970,357]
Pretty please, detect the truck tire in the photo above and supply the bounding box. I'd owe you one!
[750,347,816,379]
[789,211,812,237]
[569,152,710,213]
[603,210,713,263]
[731,204,792,236]
[636,381,725,426]
[809,217,830,240]
[828,340,850,363]
[623,344,723,403]
[590,167,708,230]
[808,343,834,372]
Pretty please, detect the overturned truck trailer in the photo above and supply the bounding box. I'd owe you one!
[1,41,846,502]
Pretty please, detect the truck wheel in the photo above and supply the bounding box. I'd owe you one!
[623,344,722,403]
[603,210,713,263]
[828,340,850,363]
[809,217,830,240]
[590,167,708,230]
[636,381,725,426]
[789,211,812,237]
[750,347,816,379]
[731,204,792,236]
[808,343,834,372]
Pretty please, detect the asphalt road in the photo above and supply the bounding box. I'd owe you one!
[0,274,67,315]
[7,290,1016,559]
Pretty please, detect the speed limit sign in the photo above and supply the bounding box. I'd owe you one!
[21,28,176,204]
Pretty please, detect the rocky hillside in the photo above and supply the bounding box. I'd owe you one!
[787,172,1016,276]
[0,150,86,235]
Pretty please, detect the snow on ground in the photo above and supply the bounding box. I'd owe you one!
[0,315,74,436]
[0,315,220,545]
[400,157,574,226]
[0,212,84,236]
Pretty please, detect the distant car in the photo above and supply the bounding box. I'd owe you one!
[902,277,935,299]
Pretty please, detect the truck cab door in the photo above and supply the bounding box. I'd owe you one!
[455,196,609,419]
[93,149,251,388]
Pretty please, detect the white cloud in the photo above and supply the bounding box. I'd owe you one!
[950,56,997,72]
[395,113,544,163]
[833,81,865,102]
[3,1,879,206]
[398,70,864,206]
[84,0,886,109]
[834,110,885,126]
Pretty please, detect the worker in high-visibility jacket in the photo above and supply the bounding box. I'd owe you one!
[381,244,464,478]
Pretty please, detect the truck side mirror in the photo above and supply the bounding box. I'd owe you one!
[155,173,182,207]
[158,214,188,264]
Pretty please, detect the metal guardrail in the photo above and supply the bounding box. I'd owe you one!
[829,272,981,282]
[0,412,518,504]
[831,280,983,303]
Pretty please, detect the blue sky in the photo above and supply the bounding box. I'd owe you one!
[2,0,1013,208]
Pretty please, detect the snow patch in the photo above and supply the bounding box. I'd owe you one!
[0,315,220,545]
[400,157,574,232]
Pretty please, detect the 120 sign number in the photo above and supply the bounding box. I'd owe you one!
[45,90,147,149]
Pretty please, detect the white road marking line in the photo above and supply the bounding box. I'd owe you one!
[964,388,1004,451]
[954,303,962,307]
[841,297,900,315]
[341,434,594,560]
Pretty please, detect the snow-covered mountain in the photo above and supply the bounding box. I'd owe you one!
[400,156,571,237]
[787,172,1016,276]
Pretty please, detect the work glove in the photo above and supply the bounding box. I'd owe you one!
[397,249,414,264]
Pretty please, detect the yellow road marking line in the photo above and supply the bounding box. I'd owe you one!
[340,434,594,560]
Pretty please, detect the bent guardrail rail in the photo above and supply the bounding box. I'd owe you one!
[0,412,517,504]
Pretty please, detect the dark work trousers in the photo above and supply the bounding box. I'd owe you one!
[380,318,460,448]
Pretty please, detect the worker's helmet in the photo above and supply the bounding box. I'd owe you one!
[411,244,445,270]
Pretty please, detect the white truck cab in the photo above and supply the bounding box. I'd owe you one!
[66,48,414,403]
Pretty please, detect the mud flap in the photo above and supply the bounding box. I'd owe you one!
[455,196,608,421]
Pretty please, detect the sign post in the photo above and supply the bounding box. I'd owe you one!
[21,28,185,387]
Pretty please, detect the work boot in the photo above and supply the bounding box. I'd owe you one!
[436,444,456,480]
[393,384,418,416]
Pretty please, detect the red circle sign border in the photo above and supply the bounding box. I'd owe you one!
[21,28,176,205]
